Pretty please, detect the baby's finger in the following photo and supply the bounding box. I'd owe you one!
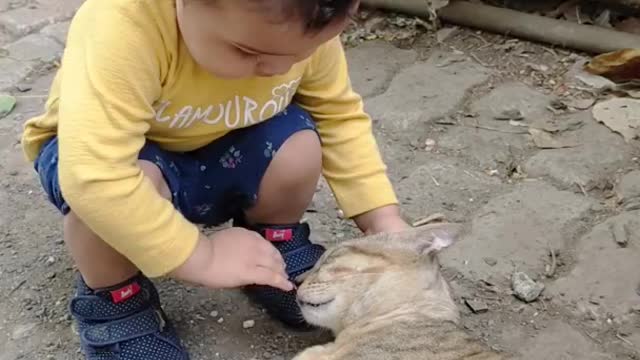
[250,267,294,292]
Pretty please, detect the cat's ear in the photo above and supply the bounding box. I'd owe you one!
[414,222,464,256]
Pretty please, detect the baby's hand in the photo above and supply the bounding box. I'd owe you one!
[171,228,294,291]
[354,205,410,235]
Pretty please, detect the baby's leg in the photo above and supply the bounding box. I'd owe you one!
[63,160,171,289]
[33,137,189,358]
[244,128,321,225]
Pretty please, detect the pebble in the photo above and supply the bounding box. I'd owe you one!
[16,84,32,92]
[511,272,545,303]
[217,317,224,324]
[46,256,55,265]
[494,108,524,121]
[424,138,436,152]
[610,221,630,248]
[243,319,255,329]
[11,323,38,340]
[209,310,219,318]
[483,257,498,266]
[465,299,489,314]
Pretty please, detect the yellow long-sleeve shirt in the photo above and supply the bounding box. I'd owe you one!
[21,0,398,277]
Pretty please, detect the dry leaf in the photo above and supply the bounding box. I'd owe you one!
[436,26,458,43]
[426,0,450,11]
[528,128,580,149]
[592,98,640,143]
[585,49,640,83]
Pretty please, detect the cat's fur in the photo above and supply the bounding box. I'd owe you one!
[293,223,505,360]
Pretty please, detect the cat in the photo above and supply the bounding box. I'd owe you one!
[292,222,506,360]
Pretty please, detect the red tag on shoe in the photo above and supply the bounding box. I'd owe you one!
[265,229,293,242]
[110,282,141,303]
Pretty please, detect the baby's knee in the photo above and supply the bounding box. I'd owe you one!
[277,130,322,181]
[137,160,171,200]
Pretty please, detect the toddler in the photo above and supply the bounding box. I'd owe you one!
[21,0,409,358]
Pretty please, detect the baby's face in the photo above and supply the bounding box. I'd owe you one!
[177,0,352,79]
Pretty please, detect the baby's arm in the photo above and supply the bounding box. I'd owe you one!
[296,37,409,234]
[57,1,200,278]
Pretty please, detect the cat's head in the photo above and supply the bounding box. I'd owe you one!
[296,222,463,333]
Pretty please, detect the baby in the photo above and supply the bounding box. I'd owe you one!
[21,0,409,358]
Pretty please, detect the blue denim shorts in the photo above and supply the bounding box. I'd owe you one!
[34,103,318,226]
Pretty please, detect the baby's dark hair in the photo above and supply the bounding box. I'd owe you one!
[201,0,358,32]
[291,0,358,31]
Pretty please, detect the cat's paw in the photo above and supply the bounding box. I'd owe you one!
[292,345,329,360]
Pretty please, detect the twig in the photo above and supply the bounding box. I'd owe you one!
[540,297,548,311]
[430,175,440,186]
[9,279,26,296]
[585,331,602,344]
[469,52,492,67]
[462,124,529,134]
[545,244,557,278]
[467,32,490,46]
[363,0,640,55]
[412,213,447,227]
[463,170,479,180]
[576,180,588,196]
[616,333,636,348]
[575,5,583,25]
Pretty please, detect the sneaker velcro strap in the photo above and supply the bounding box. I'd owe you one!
[70,289,151,322]
[81,308,166,347]
[282,243,326,278]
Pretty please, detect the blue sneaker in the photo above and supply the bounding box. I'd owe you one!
[69,272,189,359]
[234,218,325,329]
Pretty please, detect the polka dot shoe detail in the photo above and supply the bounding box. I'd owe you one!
[69,272,189,359]
[234,218,326,330]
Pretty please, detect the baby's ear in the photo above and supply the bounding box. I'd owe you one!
[415,222,464,256]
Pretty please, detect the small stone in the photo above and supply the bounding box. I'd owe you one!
[465,299,489,314]
[15,84,31,92]
[46,256,55,265]
[623,200,640,211]
[483,257,498,266]
[209,310,219,318]
[610,221,630,248]
[424,138,436,152]
[242,319,255,329]
[617,170,640,202]
[494,108,524,121]
[11,323,37,340]
[46,272,56,279]
[511,271,545,303]
[217,317,224,324]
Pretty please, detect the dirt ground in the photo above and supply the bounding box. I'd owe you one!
[1,4,640,360]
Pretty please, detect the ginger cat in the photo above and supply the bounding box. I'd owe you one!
[293,223,505,360]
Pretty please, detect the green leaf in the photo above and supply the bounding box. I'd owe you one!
[0,94,16,119]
